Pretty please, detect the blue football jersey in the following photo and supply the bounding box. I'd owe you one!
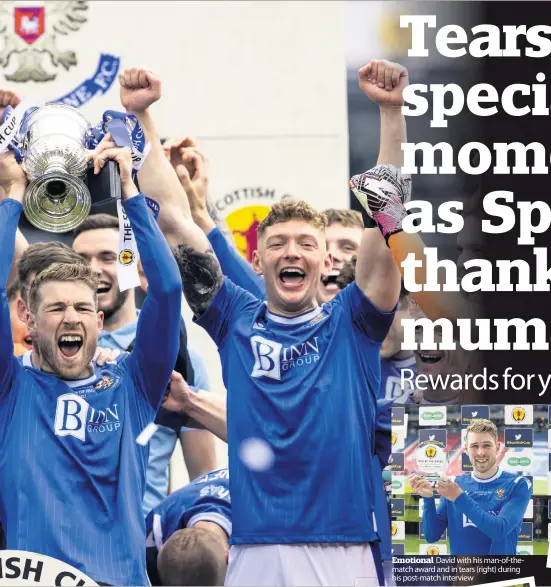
[196,277,394,544]
[379,356,416,403]
[0,196,182,586]
[422,469,532,555]
[145,468,231,584]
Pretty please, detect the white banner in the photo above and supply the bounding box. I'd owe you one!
[116,199,140,292]
[0,100,43,154]
[0,551,97,586]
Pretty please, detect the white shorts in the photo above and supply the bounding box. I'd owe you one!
[224,543,380,587]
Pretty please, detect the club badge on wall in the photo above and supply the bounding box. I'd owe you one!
[0,1,120,108]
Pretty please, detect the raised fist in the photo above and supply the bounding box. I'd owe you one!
[90,133,137,199]
[358,59,408,108]
[119,67,161,115]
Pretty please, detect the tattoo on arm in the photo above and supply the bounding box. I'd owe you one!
[174,245,223,316]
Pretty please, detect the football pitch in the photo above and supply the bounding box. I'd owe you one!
[401,535,548,555]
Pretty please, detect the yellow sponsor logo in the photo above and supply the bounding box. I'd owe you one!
[119,249,134,265]
[512,407,526,422]
[425,446,437,458]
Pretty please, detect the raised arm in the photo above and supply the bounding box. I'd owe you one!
[0,152,27,396]
[119,68,223,317]
[164,140,267,299]
[351,60,405,312]
[0,88,29,286]
[91,144,182,409]
[349,60,472,324]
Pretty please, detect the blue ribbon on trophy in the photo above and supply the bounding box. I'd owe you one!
[89,109,159,291]
[91,109,158,218]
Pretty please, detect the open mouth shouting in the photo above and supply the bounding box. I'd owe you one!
[58,334,84,360]
[278,266,306,290]
[417,351,444,364]
[320,270,340,294]
[97,281,112,296]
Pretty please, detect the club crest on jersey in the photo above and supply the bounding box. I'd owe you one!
[250,335,321,380]
[94,374,119,391]
[496,488,506,499]
[54,393,121,441]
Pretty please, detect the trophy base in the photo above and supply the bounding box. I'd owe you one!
[23,173,91,233]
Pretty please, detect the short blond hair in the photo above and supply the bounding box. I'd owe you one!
[28,262,99,313]
[323,208,364,229]
[465,419,498,443]
[257,199,327,239]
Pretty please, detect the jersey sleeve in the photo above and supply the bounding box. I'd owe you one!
[0,199,23,404]
[453,476,532,540]
[194,277,261,347]
[207,227,266,299]
[422,496,448,543]
[331,282,396,343]
[183,489,232,538]
[124,194,182,411]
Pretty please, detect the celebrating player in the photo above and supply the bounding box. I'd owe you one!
[410,419,532,555]
[127,60,402,585]
[145,467,231,586]
[0,143,182,585]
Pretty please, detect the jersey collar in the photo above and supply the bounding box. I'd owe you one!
[470,467,502,483]
[22,351,99,389]
[265,304,322,325]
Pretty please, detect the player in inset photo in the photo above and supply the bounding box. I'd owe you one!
[410,419,532,555]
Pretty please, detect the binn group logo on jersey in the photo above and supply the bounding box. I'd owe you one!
[54,393,121,441]
[250,335,320,380]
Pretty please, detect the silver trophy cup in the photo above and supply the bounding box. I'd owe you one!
[21,104,93,233]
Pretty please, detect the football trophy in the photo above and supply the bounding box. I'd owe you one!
[20,103,93,233]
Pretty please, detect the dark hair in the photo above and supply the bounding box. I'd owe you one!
[73,213,119,241]
[18,242,85,304]
[157,528,226,586]
[6,279,20,303]
[322,208,364,229]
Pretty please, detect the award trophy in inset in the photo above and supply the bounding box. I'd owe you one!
[412,440,448,484]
